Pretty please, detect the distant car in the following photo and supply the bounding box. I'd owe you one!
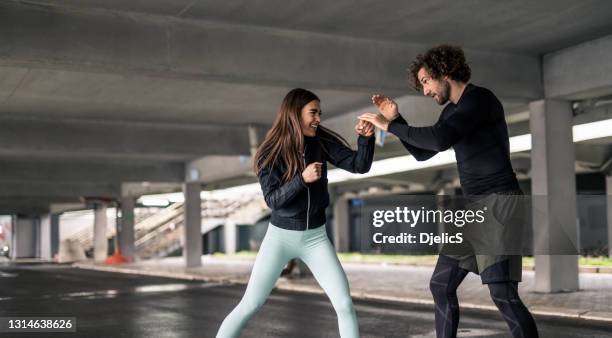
[0,245,9,257]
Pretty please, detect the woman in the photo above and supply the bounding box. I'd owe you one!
[216,88,375,338]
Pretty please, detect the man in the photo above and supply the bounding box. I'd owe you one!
[358,45,538,338]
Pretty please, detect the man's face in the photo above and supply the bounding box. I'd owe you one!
[417,68,450,105]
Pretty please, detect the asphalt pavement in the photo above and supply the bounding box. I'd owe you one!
[1,264,611,338]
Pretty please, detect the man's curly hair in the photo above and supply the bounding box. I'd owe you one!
[408,45,471,91]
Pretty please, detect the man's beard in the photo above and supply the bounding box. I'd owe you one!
[435,80,451,105]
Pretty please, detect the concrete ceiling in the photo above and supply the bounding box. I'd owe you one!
[1,0,612,213]
[18,0,612,54]
[0,1,544,126]
[0,65,384,125]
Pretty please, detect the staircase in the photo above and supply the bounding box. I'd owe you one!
[67,193,269,260]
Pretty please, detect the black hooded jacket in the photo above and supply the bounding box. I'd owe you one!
[257,132,375,231]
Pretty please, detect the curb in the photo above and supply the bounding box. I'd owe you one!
[72,262,612,324]
[72,263,219,282]
[209,256,612,274]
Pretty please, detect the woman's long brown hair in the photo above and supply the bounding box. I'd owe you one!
[254,88,350,183]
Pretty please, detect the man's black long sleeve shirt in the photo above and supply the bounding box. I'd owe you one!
[387,84,519,195]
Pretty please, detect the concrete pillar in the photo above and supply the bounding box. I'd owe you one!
[119,196,136,259]
[529,99,579,292]
[11,216,39,259]
[183,182,202,267]
[39,214,59,260]
[224,220,237,254]
[333,196,351,252]
[93,203,108,263]
[51,214,60,258]
[607,175,612,257]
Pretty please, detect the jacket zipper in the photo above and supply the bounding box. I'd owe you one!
[303,146,310,230]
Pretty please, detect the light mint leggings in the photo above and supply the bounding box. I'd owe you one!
[216,223,359,338]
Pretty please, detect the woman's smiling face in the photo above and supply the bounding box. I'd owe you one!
[300,100,321,137]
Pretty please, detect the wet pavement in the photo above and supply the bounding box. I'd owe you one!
[2,263,612,337]
[74,255,612,322]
